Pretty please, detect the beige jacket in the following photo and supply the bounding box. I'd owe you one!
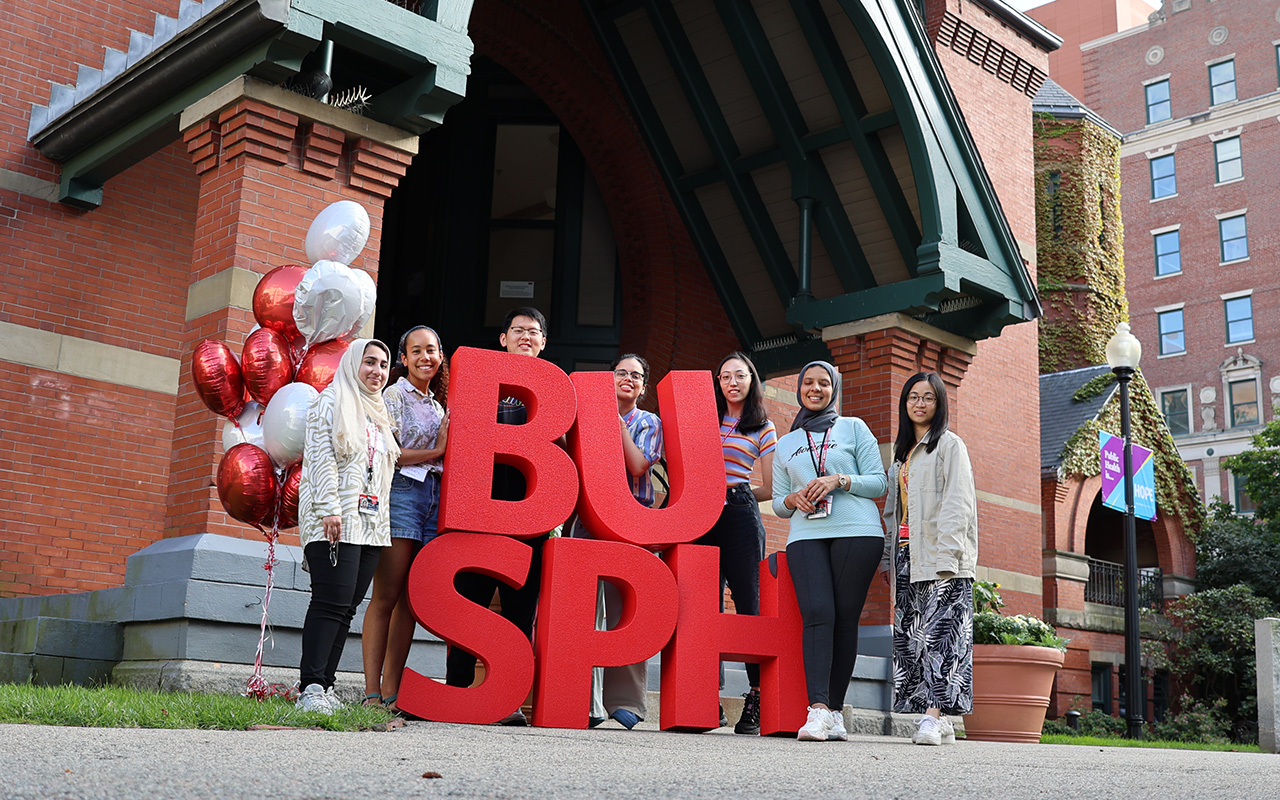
[881,429,977,585]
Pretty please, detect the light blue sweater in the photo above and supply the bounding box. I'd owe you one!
[772,417,888,545]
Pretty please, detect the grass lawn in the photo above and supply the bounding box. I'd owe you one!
[1040,733,1262,753]
[0,683,395,732]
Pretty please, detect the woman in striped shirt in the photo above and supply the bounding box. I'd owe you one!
[694,351,777,735]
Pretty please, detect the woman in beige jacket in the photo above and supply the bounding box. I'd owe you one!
[882,372,977,746]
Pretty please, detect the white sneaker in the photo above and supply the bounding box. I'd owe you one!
[324,686,344,711]
[912,715,942,746]
[295,683,334,716]
[828,707,849,741]
[797,706,834,741]
[937,715,956,744]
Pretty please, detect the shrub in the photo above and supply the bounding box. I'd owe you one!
[1151,695,1232,744]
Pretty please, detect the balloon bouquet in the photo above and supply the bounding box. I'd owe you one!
[188,200,377,700]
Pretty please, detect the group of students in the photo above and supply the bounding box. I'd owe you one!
[291,305,978,747]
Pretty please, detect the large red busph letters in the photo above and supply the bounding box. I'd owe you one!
[659,545,808,734]
[570,370,724,549]
[531,538,679,728]
[438,347,579,538]
[401,352,811,729]
[398,532,535,724]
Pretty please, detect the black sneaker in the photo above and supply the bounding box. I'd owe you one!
[718,703,729,728]
[734,688,760,735]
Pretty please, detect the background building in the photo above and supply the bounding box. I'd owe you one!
[1079,0,1280,512]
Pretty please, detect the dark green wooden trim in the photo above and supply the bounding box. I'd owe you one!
[750,336,833,377]
[789,0,919,275]
[714,0,875,293]
[645,0,798,304]
[858,110,898,132]
[675,124,850,191]
[584,3,761,346]
[786,273,950,330]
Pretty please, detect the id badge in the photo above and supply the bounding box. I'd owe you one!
[899,521,910,542]
[806,494,833,520]
[358,493,380,515]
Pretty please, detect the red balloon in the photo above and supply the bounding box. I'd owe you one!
[275,463,302,530]
[241,328,294,407]
[253,264,306,341]
[216,443,279,528]
[192,340,246,420]
[295,339,348,393]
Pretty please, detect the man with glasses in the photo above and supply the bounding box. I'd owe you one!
[445,307,552,726]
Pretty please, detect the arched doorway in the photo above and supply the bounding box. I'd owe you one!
[1082,492,1162,609]
[375,58,623,371]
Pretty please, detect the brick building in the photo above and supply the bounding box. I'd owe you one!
[1,0,1060,706]
[1026,0,1157,99]
[1077,0,1280,512]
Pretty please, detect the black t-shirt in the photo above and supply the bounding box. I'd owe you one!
[492,396,527,501]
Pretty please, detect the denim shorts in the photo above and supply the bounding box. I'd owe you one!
[389,471,441,544]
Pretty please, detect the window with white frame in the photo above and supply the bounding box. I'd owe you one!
[1214,137,1242,183]
[1231,471,1258,515]
[1145,79,1171,124]
[1150,154,1176,199]
[1160,388,1190,436]
[1158,308,1185,355]
[1219,214,1248,262]
[1209,60,1237,105]
[1154,229,1181,276]
[1224,295,1254,344]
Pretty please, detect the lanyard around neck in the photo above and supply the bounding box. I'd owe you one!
[805,429,830,476]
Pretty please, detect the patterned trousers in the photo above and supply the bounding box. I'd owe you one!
[892,542,974,715]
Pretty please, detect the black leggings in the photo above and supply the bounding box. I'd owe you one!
[786,537,882,708]
[694,484,765,687]
[300,540,381,688]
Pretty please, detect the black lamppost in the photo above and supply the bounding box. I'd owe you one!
[1106,322,1145,739]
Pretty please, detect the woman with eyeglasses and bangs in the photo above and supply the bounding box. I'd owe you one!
[695,351,778,735]
[882,371,978,747]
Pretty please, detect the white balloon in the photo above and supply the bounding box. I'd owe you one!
[345,267,377,340]
[304,201,370,265]
[222,401,265,452]
[261,382,319,469]
[292,260,365,348]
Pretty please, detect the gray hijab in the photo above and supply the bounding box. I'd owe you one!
[790,361,842,433]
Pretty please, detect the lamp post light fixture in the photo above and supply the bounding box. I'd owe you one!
[1105,321,1145,739]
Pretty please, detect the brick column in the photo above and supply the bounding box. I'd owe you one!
[165,77,415,542]
[821,313,977,627]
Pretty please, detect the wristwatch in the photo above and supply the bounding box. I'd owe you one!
[837,474,850,491]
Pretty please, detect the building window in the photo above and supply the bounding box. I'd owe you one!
[1154,230,1181,276]
[1219,214,1248,262]
[1158,309,1185,355]
[1161,389,1190,436]
[1209,60,1237,106]
[1224,296,1253,343]
[1150,154,1176,199]
[1229,379,1259,427]
[1232,471,1258,515]
[1214,137,1242,183]
[1046,171,1062,238]
[1092,663,1113,713]
[1145,80,1171,124]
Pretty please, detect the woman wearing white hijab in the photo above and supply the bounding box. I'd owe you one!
[772,360,887,742]
[296,339,400,714]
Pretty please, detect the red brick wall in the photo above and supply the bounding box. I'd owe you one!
[929,0,1050,616]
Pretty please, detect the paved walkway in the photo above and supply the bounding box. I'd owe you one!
[2,720,1276,799]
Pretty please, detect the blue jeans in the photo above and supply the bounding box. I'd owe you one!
[694,483,765,687]
[389,471,440,544]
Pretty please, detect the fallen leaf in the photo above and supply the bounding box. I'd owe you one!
[422,771,443,779]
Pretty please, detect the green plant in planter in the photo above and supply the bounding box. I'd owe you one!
[973,581,1069,651]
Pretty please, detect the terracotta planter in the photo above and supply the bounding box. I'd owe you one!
[964,644,1065,743]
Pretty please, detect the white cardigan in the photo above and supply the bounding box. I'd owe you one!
[297,388,393,549]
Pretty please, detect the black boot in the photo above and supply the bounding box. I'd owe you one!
[734,688,760,735]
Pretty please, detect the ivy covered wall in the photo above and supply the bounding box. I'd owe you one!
[1033,113,1128,374]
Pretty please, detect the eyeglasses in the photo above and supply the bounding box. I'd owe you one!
[614,369,645,382]
[718,372,750,384]
[508,326,543,338]
[907,393,937,406]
